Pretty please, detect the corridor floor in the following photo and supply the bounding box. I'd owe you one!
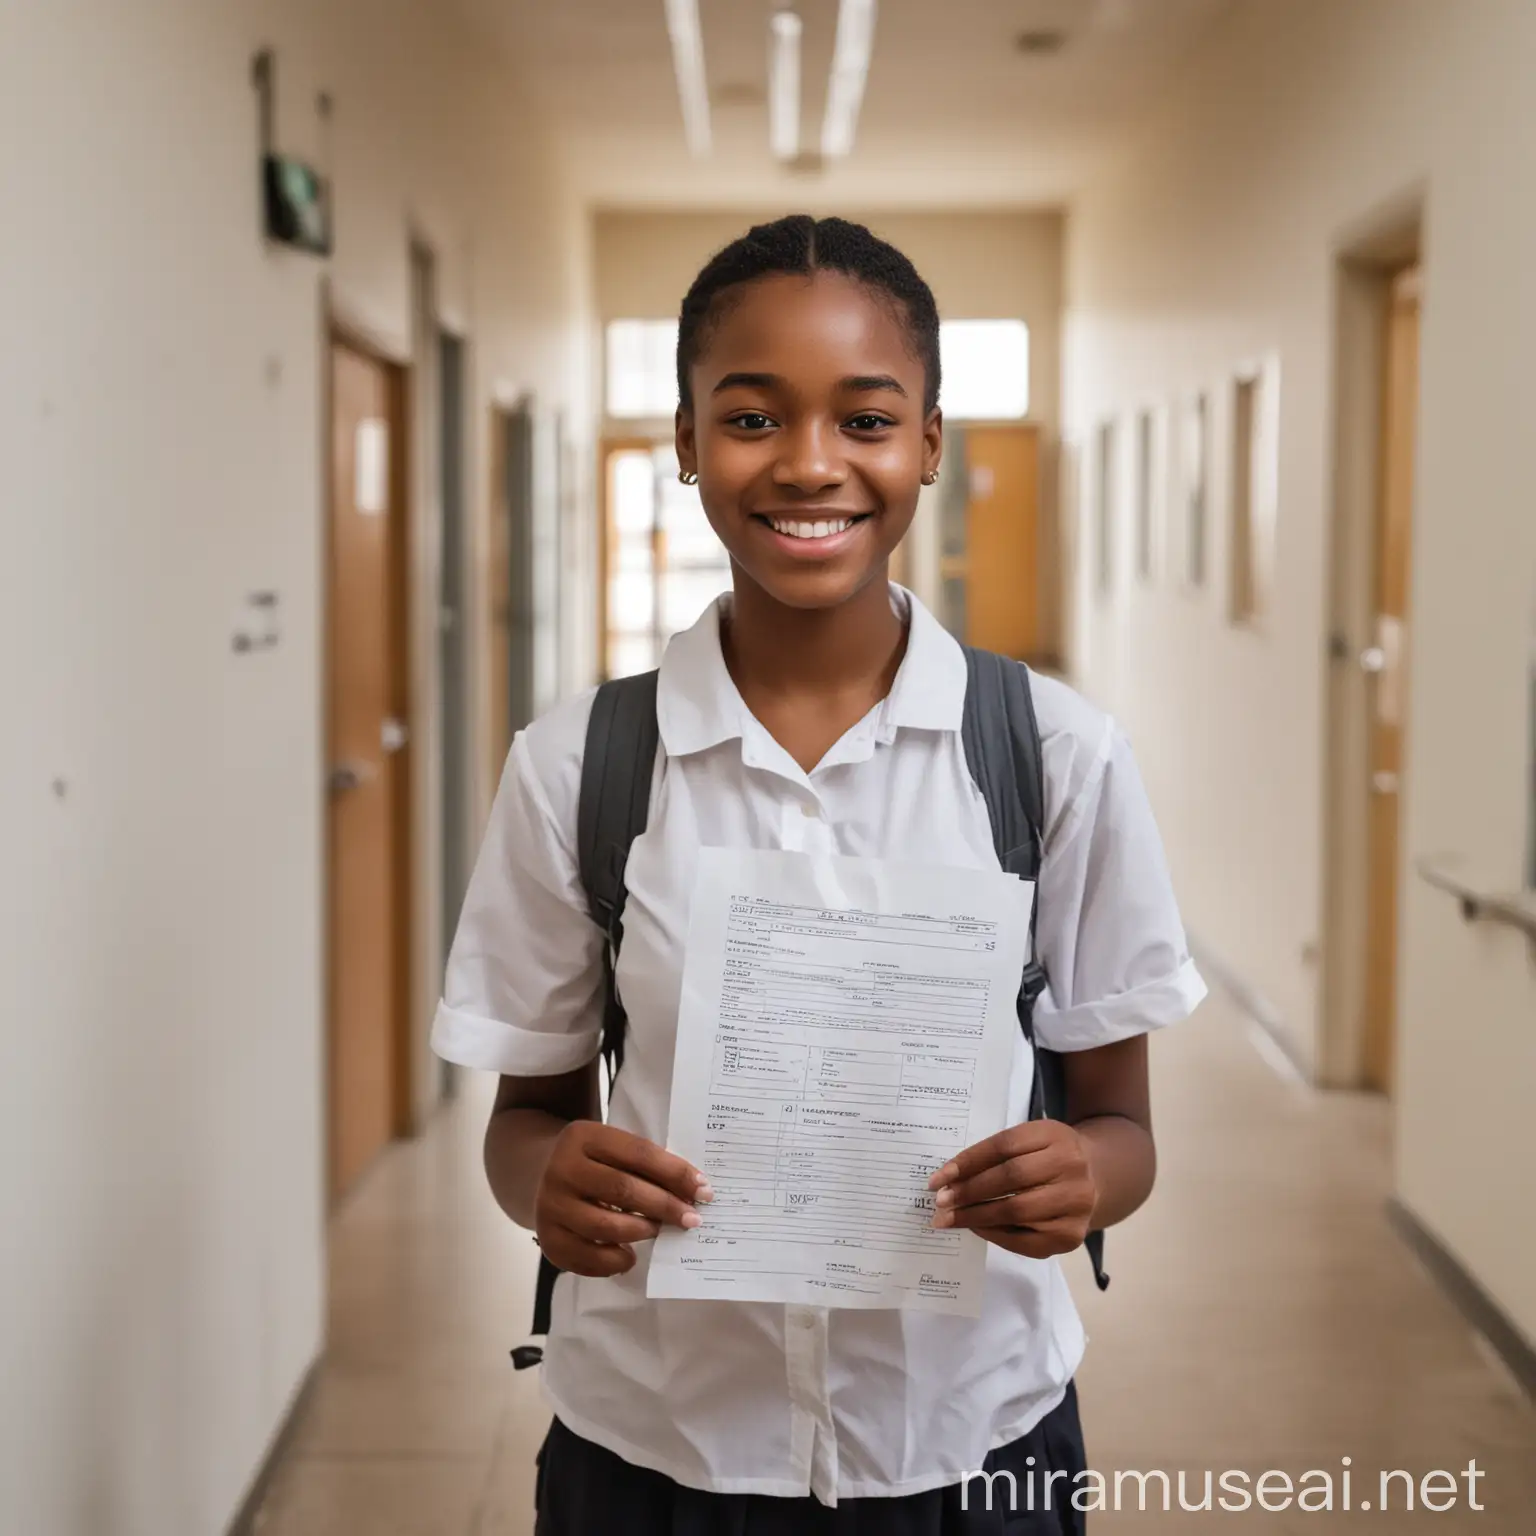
[252,998,1536,1533]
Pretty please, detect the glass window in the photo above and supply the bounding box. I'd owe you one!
[1096,419,1117,598]
[606,320,680,419]
[939,320,1030,420]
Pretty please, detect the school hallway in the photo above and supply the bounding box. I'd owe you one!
[5,2,1536,1533]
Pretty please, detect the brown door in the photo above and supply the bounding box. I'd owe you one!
[1362,267,1420,1094]
[327,338,411,1203]
[959,425,1041,660]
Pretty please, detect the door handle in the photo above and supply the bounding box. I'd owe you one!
[328,760,378,794]
[1371,770,1400,795]
[1359,646,1387,674]
[381,717,409,754]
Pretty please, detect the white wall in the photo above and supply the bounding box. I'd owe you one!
[1065,0,1536,1345]
[0,3,584,1533]
[592,208,1066,653]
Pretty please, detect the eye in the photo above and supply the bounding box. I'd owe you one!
[726,411,776,432]
[846,413,896,433]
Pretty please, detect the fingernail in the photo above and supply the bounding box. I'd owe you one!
[682,1211,702,1230]
[695,1182,715,1202]
[928,1163,956,1191]
[932,1210,953,1229]
[934,1187,954,1208]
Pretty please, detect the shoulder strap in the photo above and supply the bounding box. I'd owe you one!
[960,647,1109,1292]
[518,671,661,1370]
[576,670,661,1081]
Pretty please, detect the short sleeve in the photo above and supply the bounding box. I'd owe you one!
[431,696,605,1076]
[1031,722,1206,1053]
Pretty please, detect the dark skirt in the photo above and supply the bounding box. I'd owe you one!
[534,1383,1088,1535]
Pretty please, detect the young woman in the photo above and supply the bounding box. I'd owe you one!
[433,216,1205,1533]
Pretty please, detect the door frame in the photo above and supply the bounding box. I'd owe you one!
[1319,202,1422,1089]
[323,312,417,1200]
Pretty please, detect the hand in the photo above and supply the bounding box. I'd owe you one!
[928,1121,1097,1260]
[535,1122,712,1278]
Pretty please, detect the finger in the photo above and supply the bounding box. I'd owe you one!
[588,1127,713,1205]
[928,1122,1060,1190]
[935,1146,1079,1210]
[973,1222,1084,1261]
[934,1184,1089,1232]
[540,1225,638,1278]
[559,1202,667,1246]
[570,1160,705,1230]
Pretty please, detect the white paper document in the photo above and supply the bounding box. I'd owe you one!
[647,847,1034,1316]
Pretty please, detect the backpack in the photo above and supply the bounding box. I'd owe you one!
[510,647,1108,1370]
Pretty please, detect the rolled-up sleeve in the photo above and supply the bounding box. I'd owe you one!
[1032,723,1206,1053]
[432,713,605,1077]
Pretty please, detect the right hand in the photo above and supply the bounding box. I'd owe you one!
[534,1121,712,1277]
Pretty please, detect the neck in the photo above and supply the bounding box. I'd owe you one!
[722,568,906,701]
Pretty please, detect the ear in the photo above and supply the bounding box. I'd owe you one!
[675,405,697,479]
[922,408,943,482]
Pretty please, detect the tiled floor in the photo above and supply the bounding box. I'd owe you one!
[253,999,1536,1533]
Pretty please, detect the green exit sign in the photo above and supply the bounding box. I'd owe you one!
[262,153,331,256]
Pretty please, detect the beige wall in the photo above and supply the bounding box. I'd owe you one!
[0,3,584,1533]
[593,208,1066,653]
[1065,0,1536,1345]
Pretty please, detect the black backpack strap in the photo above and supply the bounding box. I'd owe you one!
[960,648,1109,1293]
[516,671,662,1369]
[577,670,662,1082]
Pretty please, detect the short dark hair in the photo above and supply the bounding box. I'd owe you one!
[676,215,942,413]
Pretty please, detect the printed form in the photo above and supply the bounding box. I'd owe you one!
[647,847,1033,1316]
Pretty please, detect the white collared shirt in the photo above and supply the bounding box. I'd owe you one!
[433,587,1205,1505]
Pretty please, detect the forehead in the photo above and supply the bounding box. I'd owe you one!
[694,270,922,385]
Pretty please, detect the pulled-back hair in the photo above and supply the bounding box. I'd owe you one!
[676,215,941,413]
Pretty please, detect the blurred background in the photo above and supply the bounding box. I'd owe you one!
[2,1,1534,1532]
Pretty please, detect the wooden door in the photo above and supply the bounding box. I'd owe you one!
[1362,267,1420,1094]
[959,425,1040,660]
[327,338,410,1203]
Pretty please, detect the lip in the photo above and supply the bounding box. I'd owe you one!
[750,511,873,560]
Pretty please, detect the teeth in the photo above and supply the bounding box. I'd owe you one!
[769,518,853,539]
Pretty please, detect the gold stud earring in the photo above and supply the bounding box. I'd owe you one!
[921,470,938,485]
[678,470,699,486]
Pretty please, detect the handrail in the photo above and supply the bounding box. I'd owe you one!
[1415,854,1536,952]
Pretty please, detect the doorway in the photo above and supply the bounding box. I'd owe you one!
[325,334,413,1203]
[598,437,733,679]
[438,331,470,960]
[935,424,1043,661]
[1323,229,1422,1093]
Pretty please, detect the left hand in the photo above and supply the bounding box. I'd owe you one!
[928,1120,1098,1259]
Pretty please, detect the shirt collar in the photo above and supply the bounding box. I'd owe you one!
[655,583,967,759]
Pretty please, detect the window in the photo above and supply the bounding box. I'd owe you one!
[1096,419,1117,598]
[605,319,680,419]
[939,320,1030,420]
[1135,409,1156,582]
[1182,392,1210,588]
[602,440,733,678]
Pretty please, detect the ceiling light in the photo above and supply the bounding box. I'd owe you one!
[664,0,711,156]
[768,10,803,161]
[820,0,877,160]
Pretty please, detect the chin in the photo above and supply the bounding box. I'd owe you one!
[746,560,885,611]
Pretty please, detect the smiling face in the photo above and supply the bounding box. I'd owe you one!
[676,270,942,612]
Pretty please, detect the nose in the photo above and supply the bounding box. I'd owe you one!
[770,419,848,496]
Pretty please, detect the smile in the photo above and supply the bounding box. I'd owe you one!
[755,512,872,540]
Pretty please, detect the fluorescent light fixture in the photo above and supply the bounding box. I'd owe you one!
[768,10,802,161]
[821,0,877,159]
[664,0,711,156]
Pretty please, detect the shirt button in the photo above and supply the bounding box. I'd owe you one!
[801,803,821,818]
[794,1310,816,1330]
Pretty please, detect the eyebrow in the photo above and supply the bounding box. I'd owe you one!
[711,371,909,398]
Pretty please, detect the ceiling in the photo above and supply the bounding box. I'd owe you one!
[456,0,1237,209]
